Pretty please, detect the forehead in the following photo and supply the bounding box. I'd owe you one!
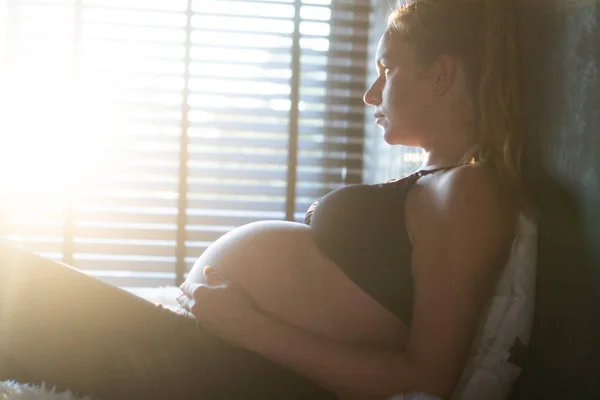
[375,31,410,62]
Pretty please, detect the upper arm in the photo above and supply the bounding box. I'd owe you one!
[405,167,518,398]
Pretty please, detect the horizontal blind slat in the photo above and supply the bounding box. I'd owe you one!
[76,258,176,273]
[73,241,176,258]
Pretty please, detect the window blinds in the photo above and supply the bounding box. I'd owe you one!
[0,0,370,287]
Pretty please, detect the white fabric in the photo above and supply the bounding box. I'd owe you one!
[0,381,91,400]
[452,212,538,400]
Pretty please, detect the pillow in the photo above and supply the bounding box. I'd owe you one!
[452,212,538,400]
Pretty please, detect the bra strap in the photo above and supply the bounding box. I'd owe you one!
[412,163,468,179]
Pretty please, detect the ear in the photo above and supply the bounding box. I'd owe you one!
[431,54,457,96]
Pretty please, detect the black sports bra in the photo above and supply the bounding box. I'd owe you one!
[304,165,462,325]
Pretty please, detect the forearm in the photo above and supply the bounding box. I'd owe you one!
[241,312,420,399]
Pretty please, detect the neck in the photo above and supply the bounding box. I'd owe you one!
[420,142,474,170]
[419,89,478,170]
[419,118,477,170]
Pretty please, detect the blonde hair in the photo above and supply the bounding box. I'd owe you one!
[387,0,526,194]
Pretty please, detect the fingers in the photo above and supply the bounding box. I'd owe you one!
[178,282,214,314]
[176,306,196,320]
[176,283,217,323]
[179,281,201,296]
[176,293,195,312]
[176,291,203,321]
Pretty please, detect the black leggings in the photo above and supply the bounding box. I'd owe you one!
[0,244,335,399]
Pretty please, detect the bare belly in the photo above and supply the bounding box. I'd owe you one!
[185,221,408,350]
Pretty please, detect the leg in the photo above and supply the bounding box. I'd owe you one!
[0,244,334,399]
[0,244,204,398]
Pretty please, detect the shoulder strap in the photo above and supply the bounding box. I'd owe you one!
[412,163,467,179]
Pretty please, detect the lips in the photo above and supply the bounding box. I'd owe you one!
[374,113,385,125]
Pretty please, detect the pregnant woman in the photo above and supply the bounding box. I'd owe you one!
[0,0,530,399]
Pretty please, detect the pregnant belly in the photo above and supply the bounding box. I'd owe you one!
[185,221,408,349]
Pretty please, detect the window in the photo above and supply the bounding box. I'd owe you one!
[0,0,370,287]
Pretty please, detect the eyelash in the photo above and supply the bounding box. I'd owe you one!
[381,66,392,77]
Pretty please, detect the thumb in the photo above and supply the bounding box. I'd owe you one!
[203,265,227,286]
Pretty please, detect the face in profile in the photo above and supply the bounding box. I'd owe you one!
[363,31,435,147]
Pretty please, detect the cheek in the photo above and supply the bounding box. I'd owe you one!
[383,79,422,127]
[381,78,430,146]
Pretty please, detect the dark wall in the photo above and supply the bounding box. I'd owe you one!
[512,1,600,398]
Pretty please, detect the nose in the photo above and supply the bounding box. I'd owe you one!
[363,80,382,106]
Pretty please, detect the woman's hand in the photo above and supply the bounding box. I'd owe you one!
[177,266,262,347]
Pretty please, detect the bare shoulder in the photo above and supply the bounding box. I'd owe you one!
[406,165,519,248]
[443,165,518,224]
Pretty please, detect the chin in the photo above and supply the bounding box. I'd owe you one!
[382,128,418,147]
